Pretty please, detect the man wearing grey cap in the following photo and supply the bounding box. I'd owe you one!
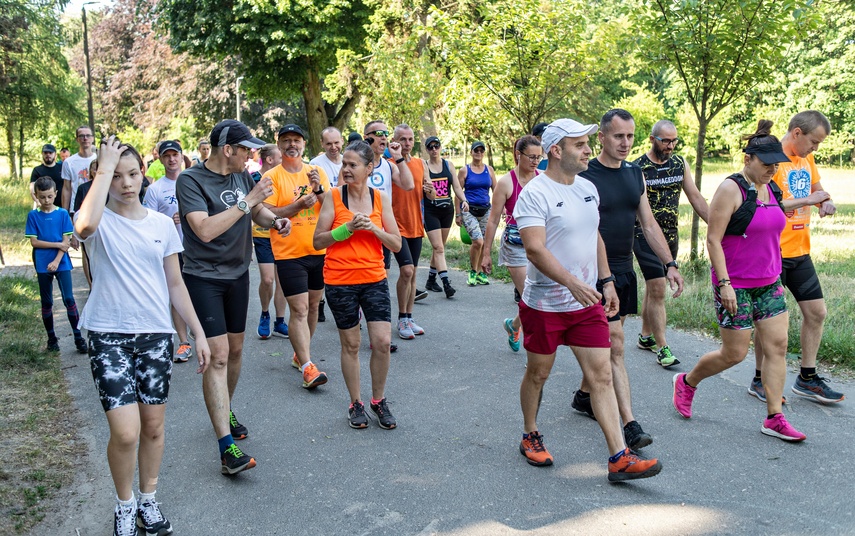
[177,119,292,476]
[30,144,63,202]
[514,118,662,481]
[571,109,683,454]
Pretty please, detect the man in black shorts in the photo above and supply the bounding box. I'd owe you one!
[633,120,708,365]
[262,124,333,389]
[573,109,684,451]
[752,110,844,404]
[177,119,291,475]
[391,124,429,339]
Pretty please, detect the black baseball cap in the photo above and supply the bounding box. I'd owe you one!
[42,144,57,153]
[278,124,306,139]
[347,132,363,143]
[532,122,549,138]
[210,119,266,149]
[744,142,790,165]
[425,136,441,148]
[471,141,485,151]
[158,140,182,155]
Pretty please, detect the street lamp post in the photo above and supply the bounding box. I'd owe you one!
[236,76,244,121]
[82,2,99,135]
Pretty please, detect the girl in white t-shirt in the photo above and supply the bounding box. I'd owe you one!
[74,136,210,536]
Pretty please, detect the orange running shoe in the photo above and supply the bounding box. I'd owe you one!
[302,362,328,389]
[519,431,553,466]
[608,448,662,482]
[291,353,300,370]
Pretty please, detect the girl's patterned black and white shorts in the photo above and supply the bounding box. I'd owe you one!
[88,332,173,412]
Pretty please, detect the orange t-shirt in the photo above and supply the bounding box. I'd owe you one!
[392,157,425,238]
[323,187,386,286]
[263,163,331,260]
[771,153,820,258]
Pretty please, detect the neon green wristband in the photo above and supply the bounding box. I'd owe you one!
[331,223,353,242]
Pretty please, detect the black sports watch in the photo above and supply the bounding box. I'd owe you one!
[665,260,679,269]
[312,184,325,195]
[597,274,616,286]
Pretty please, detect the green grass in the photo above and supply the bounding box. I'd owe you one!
[0,276,77,534]
[0,174,36,266]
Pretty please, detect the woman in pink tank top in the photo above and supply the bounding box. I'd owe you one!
[480,135,541,353]
[671,120,807,443]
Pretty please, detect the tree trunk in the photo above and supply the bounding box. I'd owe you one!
[301,65,328,158]
[6,121,18,180]
[690,119,707,261]
[331,92,359,135]
[18,119,24,180]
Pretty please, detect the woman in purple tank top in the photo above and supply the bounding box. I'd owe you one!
[671,120,806,442]
[480,135,541,353]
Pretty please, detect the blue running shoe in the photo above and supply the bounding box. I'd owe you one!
[273,320,289,339]
[257,312,271,340]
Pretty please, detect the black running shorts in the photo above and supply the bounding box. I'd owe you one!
[184,270,250,337]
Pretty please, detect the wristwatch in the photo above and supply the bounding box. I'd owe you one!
[597,274,616,286]
[312,184,325,195]
[236,199,251,214]
[665,260,679,269]
[395,157,406,164]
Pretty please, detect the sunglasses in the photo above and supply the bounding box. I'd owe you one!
[473,147,485,153]
[427,144,440,150]
[367,130,389,137]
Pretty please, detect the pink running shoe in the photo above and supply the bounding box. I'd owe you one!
[761,413,806,442]
[672,373,696,418]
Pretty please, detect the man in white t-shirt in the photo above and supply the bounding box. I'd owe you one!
[144,140,192,363]
[513,118,662,482]
[309,127,344,187]
[61,125,97,216]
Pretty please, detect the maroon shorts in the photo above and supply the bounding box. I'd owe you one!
[518,300,611,355]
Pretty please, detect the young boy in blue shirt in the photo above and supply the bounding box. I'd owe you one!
[25,177,86,353]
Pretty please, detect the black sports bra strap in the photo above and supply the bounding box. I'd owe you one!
[341,185,375,210]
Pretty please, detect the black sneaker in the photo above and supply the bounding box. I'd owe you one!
[348,400,368,429]
[369,398,397,429]
[229,411,248,440]
[513,287,521,303]
[47,337,60,352]
[220,443,256,475]
[443,279,456,299]
[425,277,442,292]
[571,390,596,420]
[623,420,653,450]
[114,499,138,536]
[317,299,326,323]
[414,288,429,302]
[136,498,173,536]
[75,336,88,354]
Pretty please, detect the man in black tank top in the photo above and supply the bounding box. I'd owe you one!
[632,120,709,368]
[574,109,685,451]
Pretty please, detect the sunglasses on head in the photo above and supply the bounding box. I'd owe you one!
[367,130,389,137]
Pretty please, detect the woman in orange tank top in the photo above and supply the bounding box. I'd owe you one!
[314,141,402,430]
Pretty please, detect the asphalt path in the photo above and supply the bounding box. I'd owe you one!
[38,262,854,535]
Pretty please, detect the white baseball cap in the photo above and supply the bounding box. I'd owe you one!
[541,119,599,154]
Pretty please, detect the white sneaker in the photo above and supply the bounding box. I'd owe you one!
[398,319,415,339]
[113,498,137,536]
[407,318,425,335]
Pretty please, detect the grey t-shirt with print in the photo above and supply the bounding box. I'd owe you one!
[176,163,255,280]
